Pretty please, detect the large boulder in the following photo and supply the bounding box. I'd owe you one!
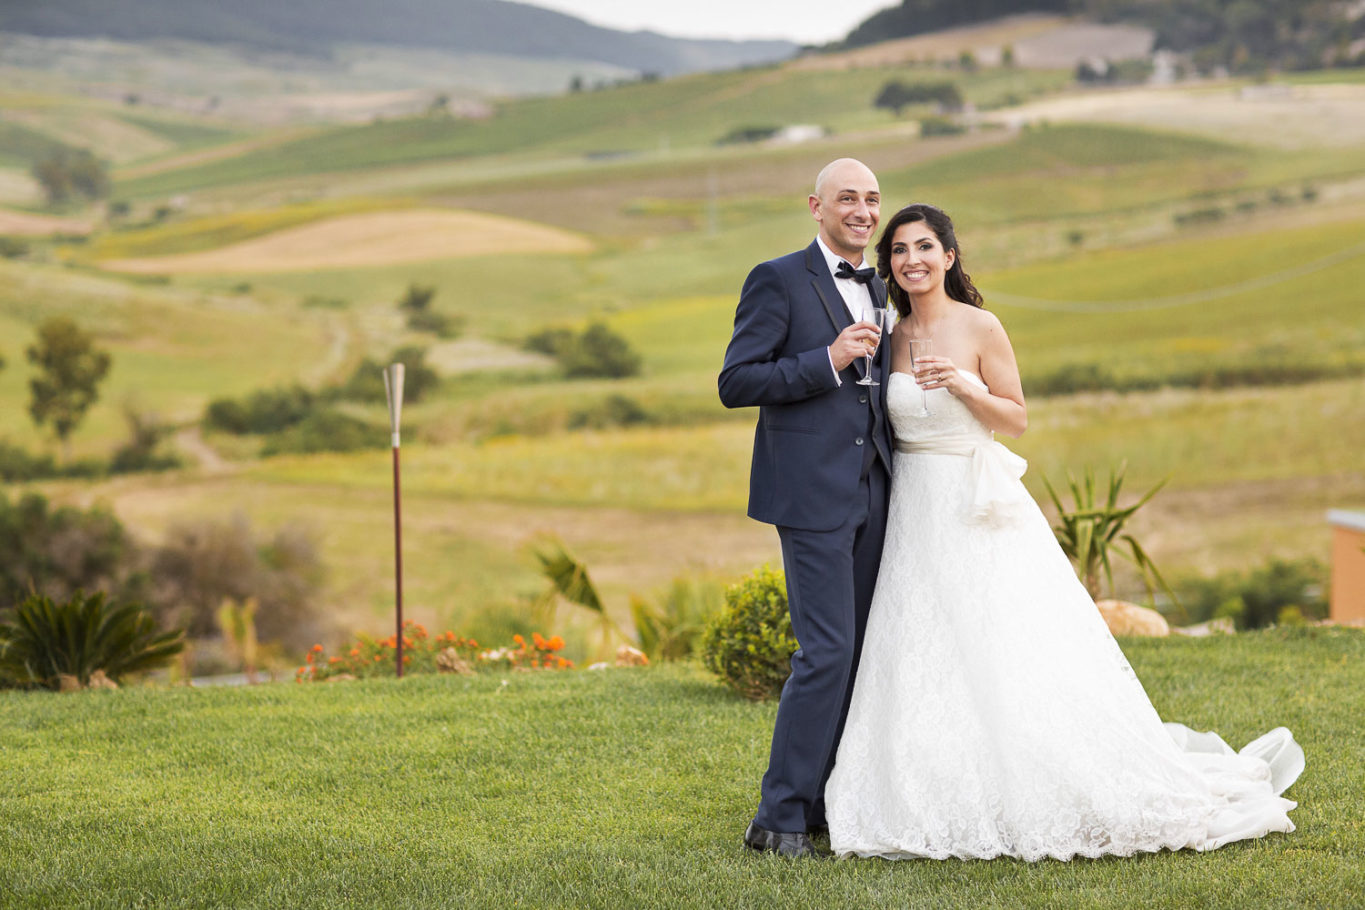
[1096,599,1170,637]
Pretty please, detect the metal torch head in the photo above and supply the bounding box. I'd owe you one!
[383,363,405,445]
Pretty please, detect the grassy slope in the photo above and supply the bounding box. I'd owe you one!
[0,629,1361,909]
[109,65,1071,200]
[0,261,336,451]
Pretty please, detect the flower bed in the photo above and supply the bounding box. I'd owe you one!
[296,622,572,682]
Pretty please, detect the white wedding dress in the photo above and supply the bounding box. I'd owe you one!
[825,370,1303,861]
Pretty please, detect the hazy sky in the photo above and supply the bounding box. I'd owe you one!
[526,0,896,45]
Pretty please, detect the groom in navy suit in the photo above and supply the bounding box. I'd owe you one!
[719,158,893,858]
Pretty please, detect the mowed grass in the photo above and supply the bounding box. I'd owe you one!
[0,629,1361,909]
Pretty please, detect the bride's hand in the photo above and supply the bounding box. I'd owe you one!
[913,355,961,395]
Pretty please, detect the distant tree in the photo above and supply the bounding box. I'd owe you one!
[427,93,450,116]
[569,75,585,93]
[1001,44,1015,67]
[26,316,112,460]
[875,80,964,116]
[957,50,978,71]
[31,149,110,207]
[398,284,436,313]
[874,80,916,116]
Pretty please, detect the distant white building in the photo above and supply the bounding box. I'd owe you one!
[770,124,825,145]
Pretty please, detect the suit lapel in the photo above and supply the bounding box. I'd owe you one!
[805,242,850,336]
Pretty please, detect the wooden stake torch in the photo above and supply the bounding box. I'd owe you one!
[383,363,406,678]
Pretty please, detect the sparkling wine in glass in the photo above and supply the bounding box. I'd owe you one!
[908,337,933,417]
[854,307,888,387]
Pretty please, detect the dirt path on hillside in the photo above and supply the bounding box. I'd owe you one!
[172,427,233,475]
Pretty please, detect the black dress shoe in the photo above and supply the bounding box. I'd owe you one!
[744,822,820,858]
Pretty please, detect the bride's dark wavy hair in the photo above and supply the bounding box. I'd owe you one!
[874,203,983,318]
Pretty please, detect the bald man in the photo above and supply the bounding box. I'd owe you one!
[719,158,894,858]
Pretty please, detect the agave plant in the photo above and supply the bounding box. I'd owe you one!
[1041,462,1180,612]
[0,591,184,690]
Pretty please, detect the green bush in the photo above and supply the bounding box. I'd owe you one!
[523,322,642,379]
[260,409,378,456]
[204,384,314,435]
[0,492,135,610]
[328,345,440,404]
[568,394,651,429]
[1176,558,1326,630]
[630,574,726,663]
[919,115,966,137]
[700,565,796,700]
[0,590,183,690]
[561,322,642,378]
[146,514,325,650]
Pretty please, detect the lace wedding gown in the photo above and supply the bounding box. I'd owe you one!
[825,370,1303,861]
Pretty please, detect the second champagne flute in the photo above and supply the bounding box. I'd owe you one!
[908,337,933,416]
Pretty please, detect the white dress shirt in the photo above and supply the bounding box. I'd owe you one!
[815,235,881,385]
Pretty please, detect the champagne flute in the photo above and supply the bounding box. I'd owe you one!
[908,337,933,417]
[854,307,888,387]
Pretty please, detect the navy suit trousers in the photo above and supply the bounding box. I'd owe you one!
[754,458,889,833]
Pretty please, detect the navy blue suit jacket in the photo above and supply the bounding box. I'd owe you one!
[719,240,894,532]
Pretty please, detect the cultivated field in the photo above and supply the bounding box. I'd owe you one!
[1,38,1362,653]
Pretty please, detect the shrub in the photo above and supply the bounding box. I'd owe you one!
[700,565,796,700]
[109,405,182,475]
[919,115,966,137]
[328,345,440,404]
[0,236,30,259]
[561,322,642,378]
[0,590,183,690]
[631,574,725,663]
[1176,558,1326,630]
[260,409,378,455]
[717,125,780,145]
[523,322,642,379]
[568,394,651,429]
[204,384,314,435]
[0,441,58,482]
[0,492,136,610]
[146,514,325,651]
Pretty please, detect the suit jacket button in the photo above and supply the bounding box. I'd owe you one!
[855,437,864,446]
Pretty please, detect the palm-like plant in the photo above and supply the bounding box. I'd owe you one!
[1041,462,1180,612]
[532,538,624,661]
[0,591,184,690]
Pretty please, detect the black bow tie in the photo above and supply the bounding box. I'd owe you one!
[835,260,876,285]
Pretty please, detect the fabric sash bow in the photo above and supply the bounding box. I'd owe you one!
[894,434,1032,526]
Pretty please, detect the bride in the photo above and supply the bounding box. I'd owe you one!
[823,203,1303,861]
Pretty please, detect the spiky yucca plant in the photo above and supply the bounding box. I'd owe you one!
[0,591,184,690]
[1041,462,1180,611]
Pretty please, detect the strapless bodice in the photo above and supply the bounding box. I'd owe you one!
[887,369,993,448]
[885,369,1031,526]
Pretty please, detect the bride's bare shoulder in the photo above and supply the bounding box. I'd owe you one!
[960,304,1007,336]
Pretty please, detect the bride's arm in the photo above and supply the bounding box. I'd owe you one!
[960,311,1027,438]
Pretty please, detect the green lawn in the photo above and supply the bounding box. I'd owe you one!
[0,629,1360,909]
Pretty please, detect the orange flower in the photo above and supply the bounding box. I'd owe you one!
[306,653,314,664]
[416,624,428,638]
[329,656,340,664]
[349,648,360,657]
[312,644,324,652]
[513,634,525,646]
[469,638,478,648]
[403,636,413,648]
[548,636,565,651]
[557,657,568,669]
